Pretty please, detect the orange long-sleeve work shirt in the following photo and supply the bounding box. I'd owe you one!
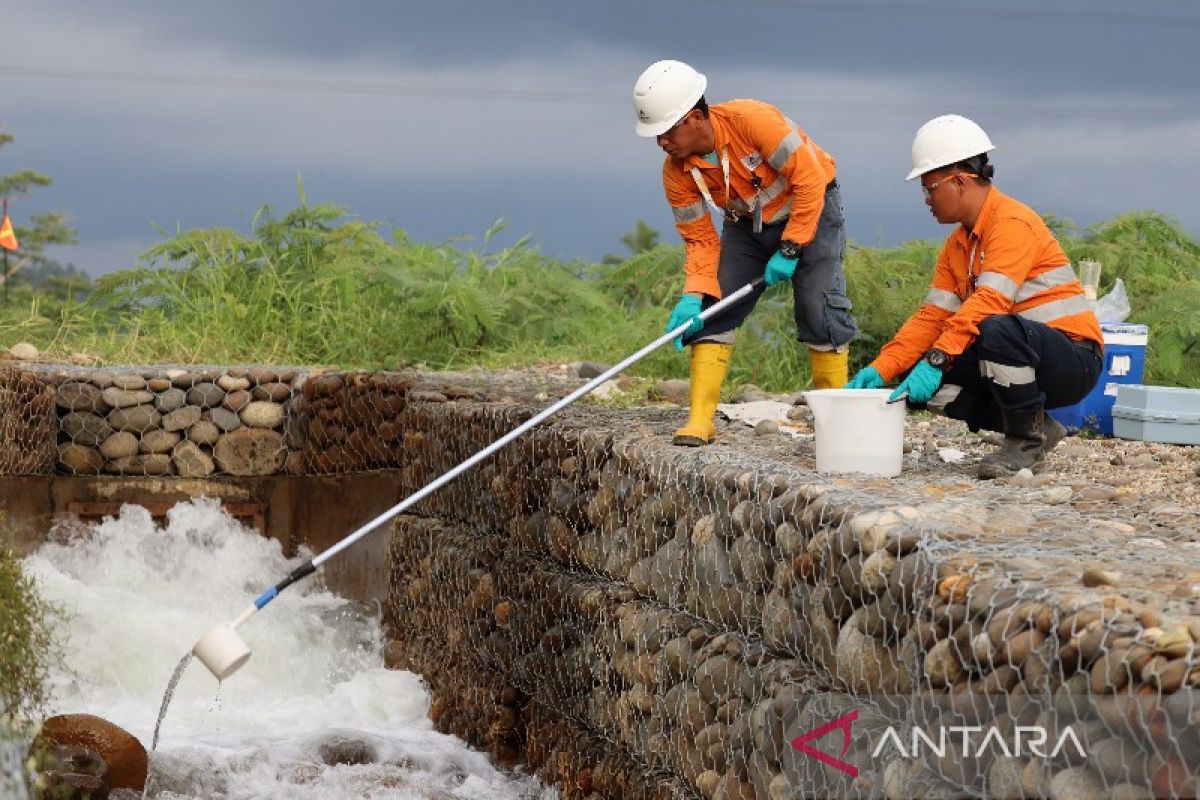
[870,187,1103,382]
[661,99,837,299]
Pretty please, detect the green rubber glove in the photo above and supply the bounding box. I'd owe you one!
[764,250,798,287]
[844,366,884,389]
[889,360,943,403]
[665,294,704,352]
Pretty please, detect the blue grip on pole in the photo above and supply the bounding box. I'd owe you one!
[254,587,278,609]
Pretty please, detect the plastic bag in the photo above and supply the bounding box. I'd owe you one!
[1092,277,1131,323]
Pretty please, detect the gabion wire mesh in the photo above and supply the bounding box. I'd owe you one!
[383,401,1200,800]
[2,365,410,478]
[3,364,1199,799]
[0,367,56,475]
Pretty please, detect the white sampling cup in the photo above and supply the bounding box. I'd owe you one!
[1078,259,1102,301]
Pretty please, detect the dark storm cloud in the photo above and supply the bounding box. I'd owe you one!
[3,1,1197,277]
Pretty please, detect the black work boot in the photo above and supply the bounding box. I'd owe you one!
[978,408,1047,480]
[1042,415,1067,456]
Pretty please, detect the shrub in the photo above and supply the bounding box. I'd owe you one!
[0,527,56,728]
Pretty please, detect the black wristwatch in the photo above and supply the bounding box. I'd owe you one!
[924,348,953,372]
[778,240,802,259]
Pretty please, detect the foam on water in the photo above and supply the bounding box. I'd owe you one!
[23,498,554,799]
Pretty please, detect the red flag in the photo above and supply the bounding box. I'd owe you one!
[0,200,17,251]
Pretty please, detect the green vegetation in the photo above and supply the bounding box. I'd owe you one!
[0,527,57,728]
[0,196,1197,392]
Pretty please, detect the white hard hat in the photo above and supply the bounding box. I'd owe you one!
[633,60,708,138]
[906,114,995,181]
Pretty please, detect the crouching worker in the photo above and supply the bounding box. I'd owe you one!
[846,115,1103,479]
[633,59,858,447]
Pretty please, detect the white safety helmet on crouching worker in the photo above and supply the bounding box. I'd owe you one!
[906,114,995,181]
[633,60,708,137]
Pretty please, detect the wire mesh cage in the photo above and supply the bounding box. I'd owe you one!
[4,363,1199,799]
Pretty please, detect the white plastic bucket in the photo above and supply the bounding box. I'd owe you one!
[802,389,905,477]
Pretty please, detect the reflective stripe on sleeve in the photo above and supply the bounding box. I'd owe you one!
[1014,265,1078,303]
[767,201,792,224]
[1018,294,1091,324]
[976,271,1019,300]
[768,131,802,171]
[672,201,707,223]
[923,288,963,313]
[782,118,823,169]
[759,175,788,204]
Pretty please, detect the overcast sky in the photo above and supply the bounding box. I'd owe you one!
[2,1,1197,276]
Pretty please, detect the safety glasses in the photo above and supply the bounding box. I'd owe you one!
[921,172,978,199]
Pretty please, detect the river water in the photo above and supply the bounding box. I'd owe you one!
[22,498,553,799]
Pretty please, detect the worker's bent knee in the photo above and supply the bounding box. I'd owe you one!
[976,314,1026,349]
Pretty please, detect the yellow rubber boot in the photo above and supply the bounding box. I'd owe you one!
[673,342,733,447]
[809,347,849,389]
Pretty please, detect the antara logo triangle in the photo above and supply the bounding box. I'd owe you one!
[790,709,859,778]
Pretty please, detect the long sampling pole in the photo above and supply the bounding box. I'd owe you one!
[195,278,764,679]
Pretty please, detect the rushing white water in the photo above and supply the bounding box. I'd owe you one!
[23,498,554,800]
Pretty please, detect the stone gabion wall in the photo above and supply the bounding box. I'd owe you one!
[0,366,409,478]
[5,363,1200,797]
[384,400,1200,800]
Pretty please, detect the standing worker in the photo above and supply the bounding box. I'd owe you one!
[846,114,1103,478]
[634,60,858,447]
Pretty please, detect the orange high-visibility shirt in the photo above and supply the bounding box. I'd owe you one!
[871,187,1103,382]
[661,99,837,299]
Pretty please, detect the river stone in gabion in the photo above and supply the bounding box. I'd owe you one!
[186,382,225,408]
[146,377,172,392]
[55,382,105,413]
[168,370,192,388]
[105,454,172,476]
[107,405,162,434]
[208,407,242,432]
[187,420,221,445]
[101,387,154,409]
[58,443,104,474]
[246,367,277,384]
[173,440,215,478]
[155,387,187,413]
[222,390,251,413]
[110,374,147,391]
[241,401,284,429]
[99,431,139,459]
[252,382,291,402]
[162,405,202,433]
[62,412,113,447]
[217,374,251,392]
[140,429,181,454]
[213,428,285,476]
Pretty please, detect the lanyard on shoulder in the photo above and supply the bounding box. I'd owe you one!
[689,149,729,216]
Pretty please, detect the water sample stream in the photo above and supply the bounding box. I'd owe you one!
[23,498,554,799]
